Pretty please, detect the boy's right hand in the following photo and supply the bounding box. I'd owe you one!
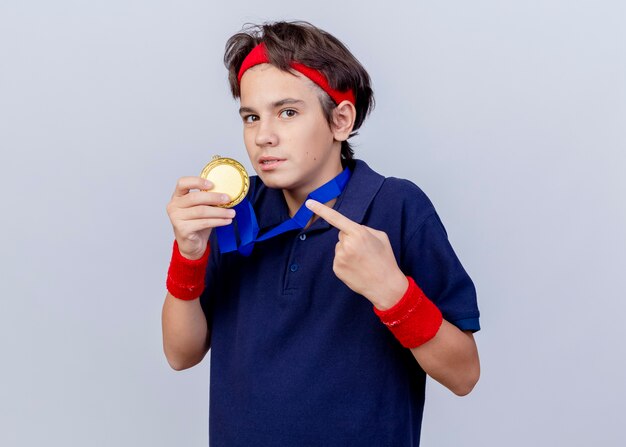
[166,177,236,260]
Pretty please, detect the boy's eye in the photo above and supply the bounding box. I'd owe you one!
[279,109,297,118]
[243,115,259,123]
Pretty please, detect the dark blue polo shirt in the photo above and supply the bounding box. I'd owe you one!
[200,159,480,446]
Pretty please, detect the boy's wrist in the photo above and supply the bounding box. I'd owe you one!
[373,276,443,349]
[371,272,409,311]
[166,240,211,300]
[179,245,208,261]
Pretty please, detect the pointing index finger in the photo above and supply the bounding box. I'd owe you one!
[305,199,359,233]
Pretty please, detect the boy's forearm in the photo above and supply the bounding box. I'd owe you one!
[161,292,211,371]
[410,320,480,396]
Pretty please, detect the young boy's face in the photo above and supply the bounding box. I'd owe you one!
[238,64,342,195]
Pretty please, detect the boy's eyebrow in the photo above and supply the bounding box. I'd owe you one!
[238,98,305,115]
[238,106,256,116]
[273,98,305,108]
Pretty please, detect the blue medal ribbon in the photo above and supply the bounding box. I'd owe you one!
[216,167,351,256]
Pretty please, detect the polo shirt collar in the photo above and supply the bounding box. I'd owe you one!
[255,159,385,231]
[332,159,385,226]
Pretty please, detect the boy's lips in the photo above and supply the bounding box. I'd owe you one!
[258,156,286,171]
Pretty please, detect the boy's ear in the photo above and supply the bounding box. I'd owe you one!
[331,100,357,142]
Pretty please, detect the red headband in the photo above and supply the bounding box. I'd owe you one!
[237,43,356,105]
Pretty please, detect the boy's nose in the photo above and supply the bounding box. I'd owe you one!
[255,120,278,147]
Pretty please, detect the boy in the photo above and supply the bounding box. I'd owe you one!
[163,21,480,446]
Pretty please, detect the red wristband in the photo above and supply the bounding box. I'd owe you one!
[373,276,443,348]
[166,240,210,300]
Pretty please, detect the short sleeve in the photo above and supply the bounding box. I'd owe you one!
[401,212,480,332]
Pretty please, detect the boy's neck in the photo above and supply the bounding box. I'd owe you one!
[283,191,337,229]
[281,163,344,220]
[282,185,337,218]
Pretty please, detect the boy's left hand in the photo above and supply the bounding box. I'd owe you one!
[305,199,408,310]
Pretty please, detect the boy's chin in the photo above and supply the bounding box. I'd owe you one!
[255,172,292,190]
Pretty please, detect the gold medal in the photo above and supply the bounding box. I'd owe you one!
[200,155,250,208]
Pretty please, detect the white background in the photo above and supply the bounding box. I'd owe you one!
[1,1,624,445]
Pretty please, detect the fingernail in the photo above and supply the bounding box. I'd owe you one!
[204,180,212,188]
[228,209,236,217]
[222,194,230,202]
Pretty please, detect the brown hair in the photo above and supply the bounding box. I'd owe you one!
[224,21,375,161]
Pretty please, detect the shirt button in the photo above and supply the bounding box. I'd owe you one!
[299,234,307,241]
[290,263,299,272]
